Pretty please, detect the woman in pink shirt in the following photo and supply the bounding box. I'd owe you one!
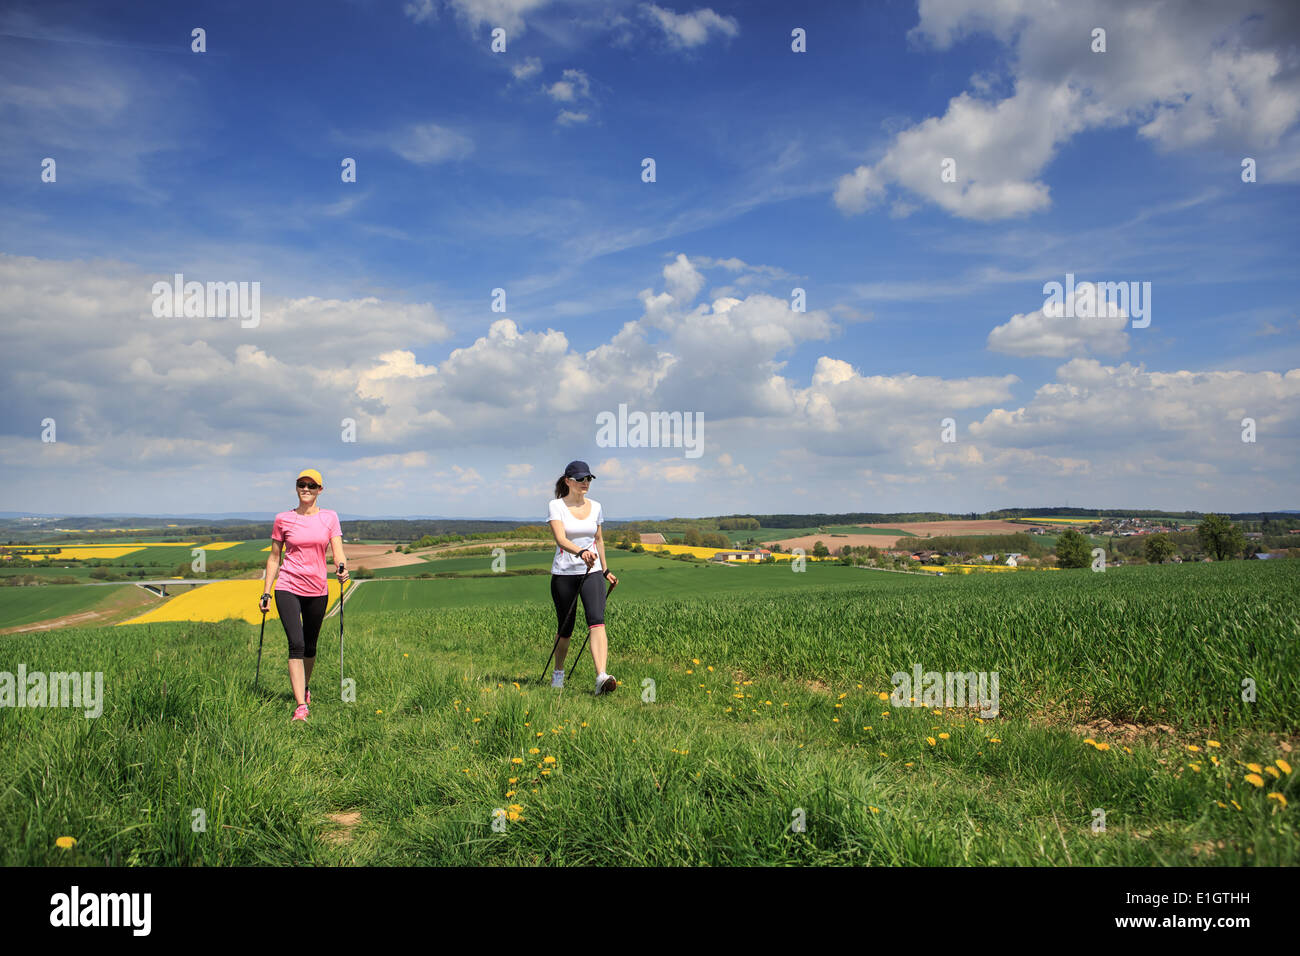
[259,468,349,722]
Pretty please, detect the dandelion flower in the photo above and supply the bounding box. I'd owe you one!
[1265,766,1280,779]
[1186,744,1200,752]
[529,747,540,754]
[707,666,714,672]
[505,790,515,797]
[1267,793,1287,808]
[1189,763,1201,772]
[868,806,880,814]
[1206,740,1220,748]
[938,732,950,740]
[927,737,936,746]
[543,756,556,764]
[56,836,76,849]
[540,769,551,775]
[686,669,694,675]
[1095,743,1111,752]
[838,693,848,700]
[376,709,383,714]
[511,757,523,764]
[877,692,889,701]
[1245,773,1265,787]
[1231,800,1242,810]
[508,777,517,784]
[692,658,700,665]
[1246,762,1263,773]
[1278,759,1293,775]
[990,738,1001,743]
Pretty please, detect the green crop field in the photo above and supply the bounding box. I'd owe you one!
[0,584,136,630]
[2,559,1296,866]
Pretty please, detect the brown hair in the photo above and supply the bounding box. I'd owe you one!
[554,476,569,498]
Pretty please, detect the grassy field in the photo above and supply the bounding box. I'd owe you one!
[0,584,137,629]
[1,559,1296,866]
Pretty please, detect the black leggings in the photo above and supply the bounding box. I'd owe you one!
[275,589,328,660]
[550,572,606,639]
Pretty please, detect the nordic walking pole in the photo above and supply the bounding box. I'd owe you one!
[338,574,346,699]
[566,575,615,685]
[541,565,593,683]
[254,598,268,690]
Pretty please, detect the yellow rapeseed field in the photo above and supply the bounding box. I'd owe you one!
[119,579,342,625]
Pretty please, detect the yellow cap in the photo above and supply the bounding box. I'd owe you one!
[296,468,323,486]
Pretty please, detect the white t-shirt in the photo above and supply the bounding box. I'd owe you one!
[548,497,603,575]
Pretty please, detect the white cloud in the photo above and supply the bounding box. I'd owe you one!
[556,109,590,126]
[987,282,1131,357]
[512,56,543,80]
[640,3,739,49]
[836,0,1300,220]
[392,123,474,164]
[506,463,533,477]
[547,68,592,102]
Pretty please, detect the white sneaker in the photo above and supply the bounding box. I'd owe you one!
[551,669,564,689]
[596,672,618,695]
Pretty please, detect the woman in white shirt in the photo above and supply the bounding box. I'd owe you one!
[547,460,618,694]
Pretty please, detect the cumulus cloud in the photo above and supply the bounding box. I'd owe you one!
[836,0,1300,219]
[987,281,1132,357]
[547,68,592,102]
[640,3,739,49]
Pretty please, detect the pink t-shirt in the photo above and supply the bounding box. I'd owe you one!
[271,509,342,597]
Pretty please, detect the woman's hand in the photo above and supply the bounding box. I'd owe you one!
[258,592,271,613]
[336,564,350,582]
[579,548,597,569]
[603,570,618,589]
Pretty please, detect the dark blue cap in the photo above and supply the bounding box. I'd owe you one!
[564,460,595,480]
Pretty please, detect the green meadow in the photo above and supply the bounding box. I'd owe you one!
[1,559,1296,866]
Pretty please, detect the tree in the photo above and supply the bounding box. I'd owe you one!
[812,540,830,558]
[683,528,704,547]
[1055,528,1091,569]
[1144,533,1175,564]
[1197,514,1245,561]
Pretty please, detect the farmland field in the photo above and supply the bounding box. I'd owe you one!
[1,558,1296,866]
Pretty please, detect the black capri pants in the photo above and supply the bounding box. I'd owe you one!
[550,572,606,638]
[275,589,329,660]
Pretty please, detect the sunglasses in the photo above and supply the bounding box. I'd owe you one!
[572,476,594,482]
[296,481,321,490]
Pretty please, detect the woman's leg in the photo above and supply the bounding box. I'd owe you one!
[299,593,329,691]
[275,590,308,706]
[577,573,609,677]
[587,624,608,676]
[550,574,579,670]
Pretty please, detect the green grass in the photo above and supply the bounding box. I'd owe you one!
[2,560,1296,865]
[349,554,883,611]
[0,583,136,629]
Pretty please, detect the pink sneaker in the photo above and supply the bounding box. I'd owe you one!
[305,689,311,705]
[292,704,309,721]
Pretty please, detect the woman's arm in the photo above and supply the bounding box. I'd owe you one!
[330,535,349,580]
[595,525,611,578]
[549,519,596,567]
[261,539,282,607]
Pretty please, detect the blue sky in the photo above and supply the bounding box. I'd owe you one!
[1,0,1298,519]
